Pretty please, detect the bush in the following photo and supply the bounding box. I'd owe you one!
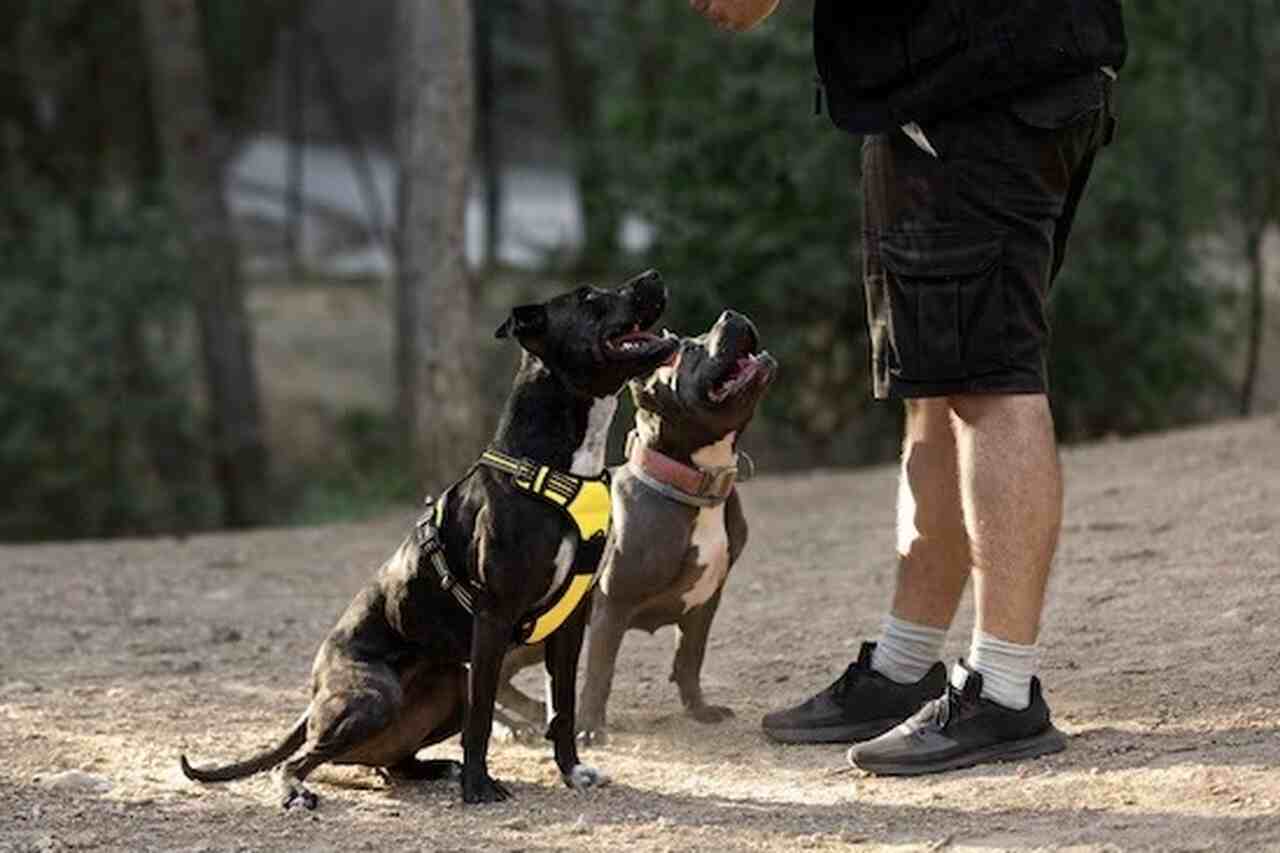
[592,3,1235,456]
[0,192,217,539]
[591,6,900,468]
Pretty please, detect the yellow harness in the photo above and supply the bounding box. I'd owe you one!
[416,448,611,645]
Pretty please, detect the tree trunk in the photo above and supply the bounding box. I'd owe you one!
[475,0,502,269]
[394,0,479,490]
[285,19,306,281]
[1240,224,1265,416]
[1237,0,1275,417]
[140,0,270,527]
[544,0,617,273]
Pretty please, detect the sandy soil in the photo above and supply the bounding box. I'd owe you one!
[2,416,1278,852]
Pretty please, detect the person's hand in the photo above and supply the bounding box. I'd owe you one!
[689,0,781,32]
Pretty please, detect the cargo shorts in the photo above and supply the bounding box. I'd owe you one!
[862,72,1114,399]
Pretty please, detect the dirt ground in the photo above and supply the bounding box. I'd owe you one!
[2,416,1278,852]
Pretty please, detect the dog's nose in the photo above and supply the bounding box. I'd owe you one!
[627,269,667,313]
[634,269,662,288]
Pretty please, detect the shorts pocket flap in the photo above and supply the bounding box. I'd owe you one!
[1010,73,1105,130]
[880,229,1003,279]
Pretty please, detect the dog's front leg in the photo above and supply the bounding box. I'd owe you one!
[462,610,514,803]
[544,606,608,790]
[672,586,735,722]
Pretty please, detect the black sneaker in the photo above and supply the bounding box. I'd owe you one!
[761,642,947,744]
[846,660,1067,776]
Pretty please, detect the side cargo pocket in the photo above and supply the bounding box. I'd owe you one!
[879,228,1007,382]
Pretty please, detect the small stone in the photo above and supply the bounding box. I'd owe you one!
[210,626,243,644]
[31,835,60,853]
[44,770,112,794]
[64,831,99,850]
[0,680,40,695]
[570,814,591,835]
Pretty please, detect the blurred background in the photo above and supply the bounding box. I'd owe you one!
[1,1,1276,543]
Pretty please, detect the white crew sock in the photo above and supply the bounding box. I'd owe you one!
[870,614,947,684]
[955,630,1039,710]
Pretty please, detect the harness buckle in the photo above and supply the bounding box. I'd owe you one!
[513,458,541,489]
[413,498,437,544]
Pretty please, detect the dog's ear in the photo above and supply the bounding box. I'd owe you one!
[495,304,547,340]
[629,366,676,412]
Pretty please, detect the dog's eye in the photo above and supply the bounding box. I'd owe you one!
[577,287,610,317]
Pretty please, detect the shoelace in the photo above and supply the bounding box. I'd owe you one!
[830,662,867,703]
[929,681,981,729]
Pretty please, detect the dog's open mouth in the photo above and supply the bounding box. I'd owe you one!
[604,324,670,360]
[708,351,772,403]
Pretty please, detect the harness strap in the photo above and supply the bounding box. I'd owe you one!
[414,494,478,613]
[420,448,612,645]
[478,448,610,543]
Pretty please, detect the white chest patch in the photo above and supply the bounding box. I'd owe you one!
[691,431,737,469]
[683,504,730,611]
[570,395,619,476]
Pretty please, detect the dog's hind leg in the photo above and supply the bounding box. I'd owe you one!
[496,645,547,734]
[381,664,467,784]
[274,667,405,810]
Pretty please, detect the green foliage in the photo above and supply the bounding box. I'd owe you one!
[593,3,1249,450]
[0,0,292,540]
[592,7,899,467]
[286,408,418,526]
[1048,2,1236,438]
[0,191,217,540]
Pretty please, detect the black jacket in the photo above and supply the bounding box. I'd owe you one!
[814,0,1127,134]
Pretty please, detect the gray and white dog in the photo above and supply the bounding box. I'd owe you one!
[499,310,776,744]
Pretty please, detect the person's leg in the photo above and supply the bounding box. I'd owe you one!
[890,398,973,628]
[950,392,1061,710]
[846,391,1068,773]
[760,398,962,743]
[951,392,1061,646]
[868,398,970,684]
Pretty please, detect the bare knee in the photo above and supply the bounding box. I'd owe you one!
[904,397,953,436]
[947,392,1051,427]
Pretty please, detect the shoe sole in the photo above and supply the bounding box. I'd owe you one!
[762,717,901,745]
[846,725,1068,776]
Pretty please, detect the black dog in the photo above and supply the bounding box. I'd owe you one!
[179,270,677,807]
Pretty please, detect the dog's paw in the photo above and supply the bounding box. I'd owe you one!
[462,772,513,804]
[563,764,610,791]
[688,703,736,724]
[494,718,545,745]
[280,785,318,811]
[382,757,462,782]
[577,725,609,748]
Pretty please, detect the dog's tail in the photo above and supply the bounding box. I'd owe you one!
[179,710,308,783]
